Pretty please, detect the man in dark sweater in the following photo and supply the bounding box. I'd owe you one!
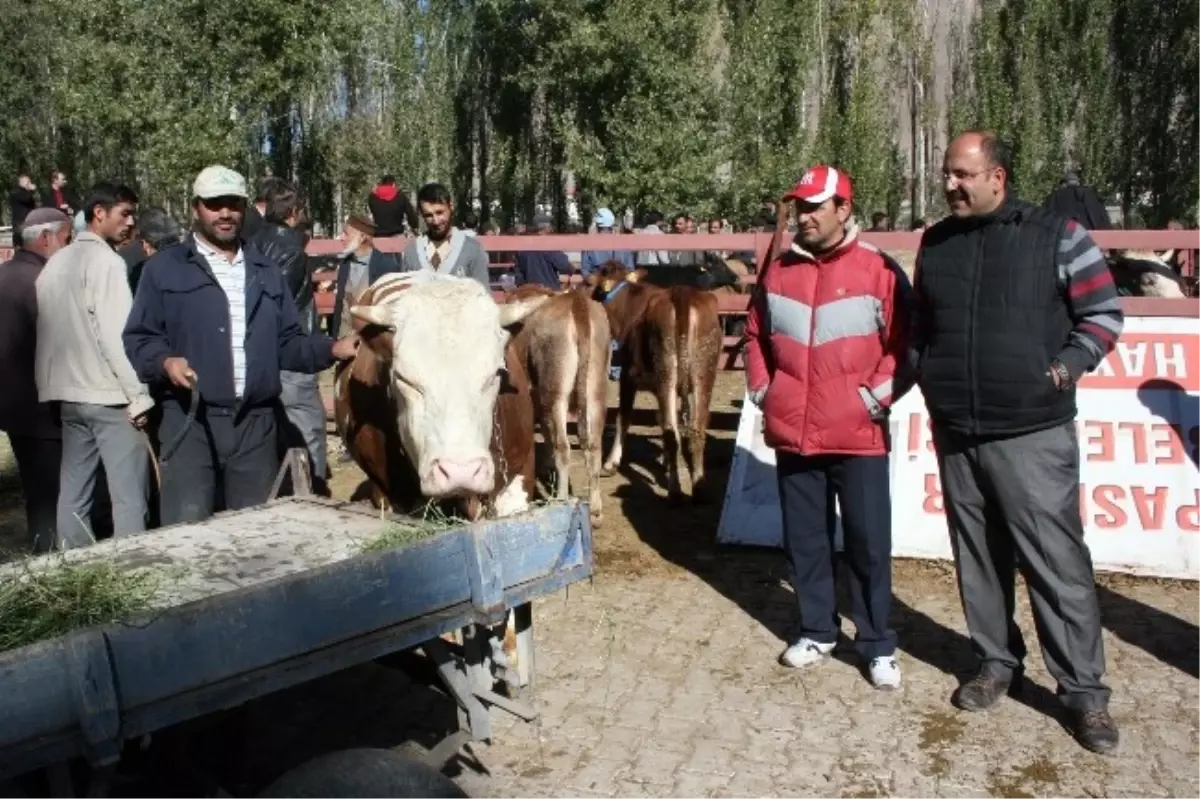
[914,131,1124,755]
[1044,169,1112,231]
[367,174,419,238]
[513,214,572,290]
[0,208,73,551]
[8,175,39,232]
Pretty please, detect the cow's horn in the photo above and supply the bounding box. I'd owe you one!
[350,304,395,330]
[497,294,551,328]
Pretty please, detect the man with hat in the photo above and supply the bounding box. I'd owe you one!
[332,213,400,339]
[580,207,634,277]
[744,165,914,689]
[0,208,73,551]
[123,166,359,526]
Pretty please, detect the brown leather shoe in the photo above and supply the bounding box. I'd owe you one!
[951,672,1018,712]
[1072,709,1119,755]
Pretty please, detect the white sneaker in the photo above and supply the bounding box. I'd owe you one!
[779,638,836,668]
[868,656,902,690]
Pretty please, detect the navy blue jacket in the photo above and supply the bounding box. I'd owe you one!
[514,250,573,290]
[123,236,334,411]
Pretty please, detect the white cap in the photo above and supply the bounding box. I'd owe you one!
[193,165,248,200]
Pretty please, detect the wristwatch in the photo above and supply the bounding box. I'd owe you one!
[1049,359,1074,392]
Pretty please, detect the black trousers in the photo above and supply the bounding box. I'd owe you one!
[776,452,896,659]
[935,421,1111,711]
[9,435,61,553]
[158,404,280,526]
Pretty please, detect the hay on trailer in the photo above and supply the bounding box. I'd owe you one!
[358,501,468,553]
[0,556,167,652]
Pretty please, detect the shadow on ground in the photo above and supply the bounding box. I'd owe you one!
[608,416,1199,728]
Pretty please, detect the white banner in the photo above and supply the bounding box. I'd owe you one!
[716,315,1200,581]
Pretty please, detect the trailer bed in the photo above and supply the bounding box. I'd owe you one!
[0,496,593,782]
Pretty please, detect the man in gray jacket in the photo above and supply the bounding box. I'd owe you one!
[35,182,153,547]
[399,183,491,290]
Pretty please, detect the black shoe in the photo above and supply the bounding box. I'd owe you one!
[951,671,1020,712]
[1072,709,1119,755]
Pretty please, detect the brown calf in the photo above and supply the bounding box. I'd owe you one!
[589,262,722,503]
[502,284,611,525]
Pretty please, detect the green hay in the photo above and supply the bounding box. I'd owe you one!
[358,496,567,553]
[359,501,468,553]
[0,556,167,652]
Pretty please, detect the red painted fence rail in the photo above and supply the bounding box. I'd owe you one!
[308,230,1198,370]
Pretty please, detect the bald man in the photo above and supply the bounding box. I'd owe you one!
[912,131,1124,754]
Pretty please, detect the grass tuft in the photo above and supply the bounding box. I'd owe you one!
[0,556,167,652]
[358,500,468,553]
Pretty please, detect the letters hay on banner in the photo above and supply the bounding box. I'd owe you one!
[717,315,1200,581]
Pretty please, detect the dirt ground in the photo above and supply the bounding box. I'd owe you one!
[0,372,1197,797]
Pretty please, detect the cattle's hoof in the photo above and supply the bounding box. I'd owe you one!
[600,463,619,477]
[590,510,604,528]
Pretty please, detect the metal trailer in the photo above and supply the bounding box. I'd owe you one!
[0,493,594,797]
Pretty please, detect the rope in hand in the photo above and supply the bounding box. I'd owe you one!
[142,380,200,491]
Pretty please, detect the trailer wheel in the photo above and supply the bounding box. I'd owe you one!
[257,748,469,798]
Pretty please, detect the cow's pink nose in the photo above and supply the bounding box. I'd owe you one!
[426,457,494,497]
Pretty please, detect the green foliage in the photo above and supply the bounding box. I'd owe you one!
[956,0,1196,220]
[0,0,1192,228]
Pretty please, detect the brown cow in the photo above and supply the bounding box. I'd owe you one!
[334,272,548,521]
[589,262,722,503]
[502,284,611,525]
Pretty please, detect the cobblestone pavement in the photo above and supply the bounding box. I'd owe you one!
[2,373,1197,797]
[446,560,1199,798]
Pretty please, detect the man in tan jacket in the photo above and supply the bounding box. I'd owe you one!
[35,181,153,547]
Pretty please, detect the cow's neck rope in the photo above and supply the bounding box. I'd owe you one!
[603,281,628,303]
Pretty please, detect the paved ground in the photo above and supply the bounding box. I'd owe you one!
[455,563,1200,798]
[0,371,1197,797]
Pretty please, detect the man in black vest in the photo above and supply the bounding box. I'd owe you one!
[913,131,1124,754]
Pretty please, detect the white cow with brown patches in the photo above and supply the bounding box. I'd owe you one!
[334,271,549,520]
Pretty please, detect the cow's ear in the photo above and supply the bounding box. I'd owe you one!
[350,304,396,360]
[350,304,395,332]
[362,328,395,361]
[497,294,551,329]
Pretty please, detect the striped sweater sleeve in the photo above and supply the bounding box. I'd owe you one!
[1055,220,1124,380]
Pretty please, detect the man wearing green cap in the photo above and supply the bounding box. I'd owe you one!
[123,165,358,525]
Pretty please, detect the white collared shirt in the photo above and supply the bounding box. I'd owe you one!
[194,236,247,398]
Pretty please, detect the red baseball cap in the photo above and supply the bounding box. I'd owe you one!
[784,165,853,205]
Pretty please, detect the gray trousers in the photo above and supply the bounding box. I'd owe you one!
[935,420,1111,711]
[57,402,149,548]
[279,371,327,490]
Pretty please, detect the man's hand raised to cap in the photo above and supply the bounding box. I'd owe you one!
[164,357,198,389]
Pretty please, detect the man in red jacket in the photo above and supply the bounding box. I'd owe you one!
[745,165,913,689]
[367,175,419,238]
